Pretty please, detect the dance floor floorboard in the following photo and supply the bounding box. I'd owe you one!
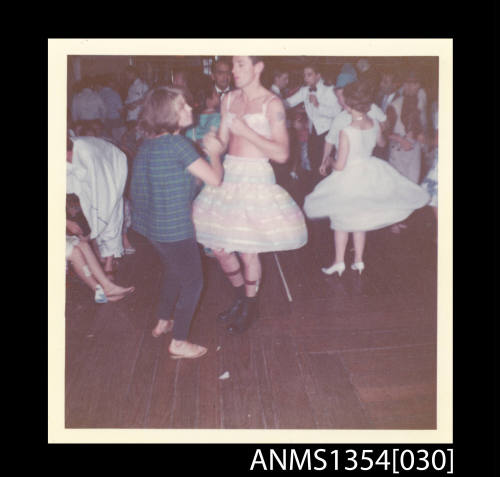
[64,181,439,431]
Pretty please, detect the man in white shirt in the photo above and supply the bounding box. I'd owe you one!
[71,77,106,124]
[211,57,232,104]
[320,76,387,175]
[270,67,289,99]
[285,62,342,186]
[124,66,149,125]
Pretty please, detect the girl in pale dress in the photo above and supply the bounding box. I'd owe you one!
[303,81,429,276]
[66,218,135,303]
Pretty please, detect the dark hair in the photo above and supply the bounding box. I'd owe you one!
[211,57,232,73]
[193,78,217,113]
[272,66,288,80]
[249,56,266,75]
[125,66,139,77]
[73,119,103,137]
[303,61,321,75]
[138,86,185,137]
[249,56,265,65]
[401,96,423,136]
[66,193,80,209]
[343,80,375,114]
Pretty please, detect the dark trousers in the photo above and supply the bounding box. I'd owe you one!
[150,238,203,341]
[307,127,328,190]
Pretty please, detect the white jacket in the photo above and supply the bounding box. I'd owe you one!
[67,137,127,257]
[285,79,342,135]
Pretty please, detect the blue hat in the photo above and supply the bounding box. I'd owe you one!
[336,63,357,89]
[404,70,421,82]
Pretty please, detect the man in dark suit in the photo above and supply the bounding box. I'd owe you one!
[211,56,233,104]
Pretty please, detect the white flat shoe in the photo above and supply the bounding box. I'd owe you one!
[351,262,365,274]
[322,262,345,276]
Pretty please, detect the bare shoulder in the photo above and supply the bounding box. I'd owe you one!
[267,94,286,122]
[266,92,282,106]
[339,128,349,140]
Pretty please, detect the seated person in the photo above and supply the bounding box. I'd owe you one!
[66,218,134,303]
[67,134,128,279]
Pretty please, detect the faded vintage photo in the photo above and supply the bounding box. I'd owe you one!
[48,39,452,443]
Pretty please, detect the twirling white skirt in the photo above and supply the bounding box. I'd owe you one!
[304,155,430,232]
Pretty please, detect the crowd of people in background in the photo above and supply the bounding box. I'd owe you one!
[66,56,439,358]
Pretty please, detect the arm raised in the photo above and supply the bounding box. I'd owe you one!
[217,94,231,150]
[187,158,222,187]
[285,87,305,109]
[186,133,225,186]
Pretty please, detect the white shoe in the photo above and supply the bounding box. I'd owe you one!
[94,284,108,304]
[322,262,345,276]
[351,262,365,274]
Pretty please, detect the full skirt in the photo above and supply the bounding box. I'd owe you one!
[193,155,308,253]
[303,156,430,232]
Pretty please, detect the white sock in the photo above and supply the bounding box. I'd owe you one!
[95,284,108,304]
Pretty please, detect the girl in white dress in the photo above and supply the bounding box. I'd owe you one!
[303,81,429,276]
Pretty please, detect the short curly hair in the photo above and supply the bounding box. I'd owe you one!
[343,80,375,114]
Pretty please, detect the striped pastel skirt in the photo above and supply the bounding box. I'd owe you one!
[192,155,308,254]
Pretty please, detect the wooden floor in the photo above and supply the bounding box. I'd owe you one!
[65,175,437,430]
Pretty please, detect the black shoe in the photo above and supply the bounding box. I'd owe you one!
[217,298,245,324]
[227,298,259,335]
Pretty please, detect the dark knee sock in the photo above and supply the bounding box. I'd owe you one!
[235,284,246,299]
